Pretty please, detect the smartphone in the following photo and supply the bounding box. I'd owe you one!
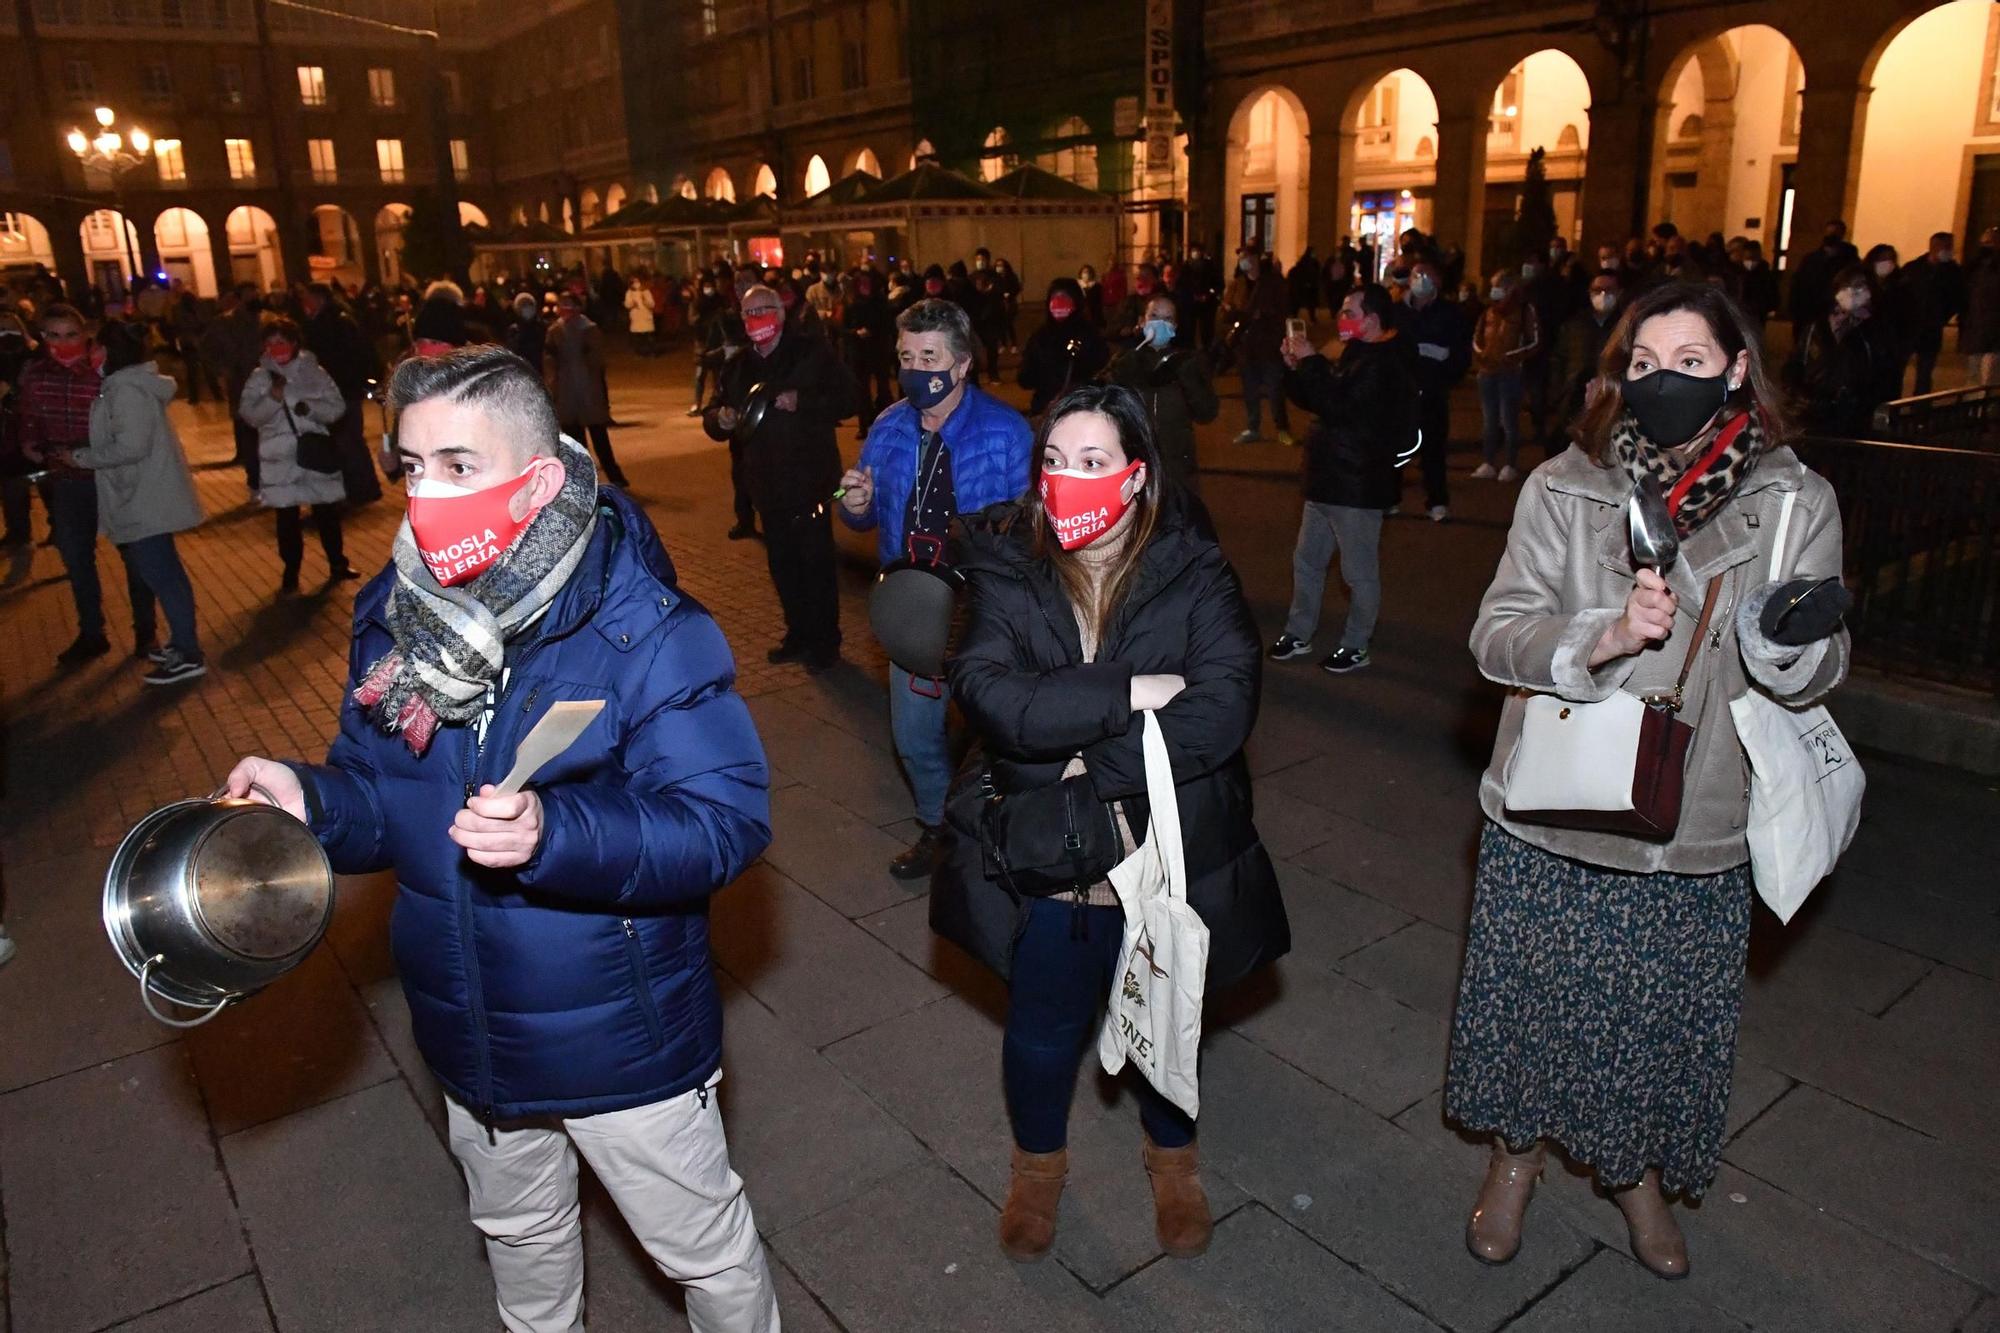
[1286,317,1308,341]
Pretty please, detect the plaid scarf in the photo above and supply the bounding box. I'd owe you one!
[355,433,599,755]
[1611,408,1765,538]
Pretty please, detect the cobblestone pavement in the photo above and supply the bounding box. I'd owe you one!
[0,343,1995,1333]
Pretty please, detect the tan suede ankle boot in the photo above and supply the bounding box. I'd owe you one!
[1466,1139,1545,1265]
[1613,1168,1690,1279]
[998,1146,1068,1262]
[1143,1136,1213,1258]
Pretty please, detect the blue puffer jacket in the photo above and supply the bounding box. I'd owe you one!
[841,382,1034,564]
[291,488,770,1121]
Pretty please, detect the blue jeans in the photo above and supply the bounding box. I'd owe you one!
[118,533,201,658]
[1240,356,1290,436]
[45,475,146,642]
[889,664,952,828]
[1478,370,1524,467]
[1004,898,1197,1154]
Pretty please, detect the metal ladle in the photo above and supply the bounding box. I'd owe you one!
[1628,476,1680,572]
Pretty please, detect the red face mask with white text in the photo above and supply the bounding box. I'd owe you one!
[405,461,544,586]
[1039,459,1143,551]
[744,310,783,351]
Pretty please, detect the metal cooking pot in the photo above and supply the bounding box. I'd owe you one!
[102,793,335,1028]
[869,556,965,678]
[733,381,772,443]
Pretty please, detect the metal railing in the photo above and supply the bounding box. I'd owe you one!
[1797,435,2000,694]
[1870,384,2000,450]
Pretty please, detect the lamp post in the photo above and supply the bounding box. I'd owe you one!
[65,105,151,294]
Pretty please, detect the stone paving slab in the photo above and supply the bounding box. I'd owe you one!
[1334,919,1469,1019]
[100,1277,274,1333]
[219,1081,494,1332]
[771,1161,1107,1333]
[0,1044,250,1333]
[1194,1032,1595,1333]
[1504,1249,1750,1332]
[762,783,919,919]
[709,862,946,1049]
[1286,810,1480,934]
[1726,1085,2000,1289]
[745,692,915,830]
[1265,857,1413,971]
[1100,1203,1443,1332]
[1229,959,1449,1118]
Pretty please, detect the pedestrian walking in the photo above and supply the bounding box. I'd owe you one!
[503,292,546,378]
[703,283,857,673]
[842,269,896,433]
[302,281,386,506]
[71,320,206,685]
[1225,249,1292,445]
[836,297,1033,880]
[224,345,780,1333]
[1891,232,1966,396]
[1018,278,1109,417]
[1447,281,1850,1280]
[240,318,357,595]
[625,276,658,357]
[932,382,1289,1265]
[1106,295,1219,492]
[1783,265,1901,437]
[1268,284,1415,674]
[1397,260,1472,521]
[18,304,150,665]
[1470,271,1540,480]
[545,291,629,488]
[1546,270,1625,448]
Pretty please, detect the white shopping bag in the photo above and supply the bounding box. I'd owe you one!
[1729,489,1866,923]
[1097,710,1209,1118]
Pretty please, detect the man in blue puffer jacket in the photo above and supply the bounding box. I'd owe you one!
[837,298,1033,879]
[226,347,779,1333]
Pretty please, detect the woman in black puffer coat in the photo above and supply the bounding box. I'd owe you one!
[932,383,1288,1268]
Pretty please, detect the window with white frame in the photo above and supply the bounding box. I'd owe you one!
[225,137,256,181]
[154,138,186,183]
[450,139,470,181]
[376,138,405,183]
[308,138,337,184]
[368,67,397,109]
[297,65,327,107]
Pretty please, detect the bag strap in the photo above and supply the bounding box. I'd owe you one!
[1662,574,1724,712]
[1769,489,1797,583]
[1136,711,1188,901]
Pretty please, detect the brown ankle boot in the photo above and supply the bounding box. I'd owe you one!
[1466,1139,1545,1265]
[998,1146,1068,1262]
[1613,1169,1690,1279]
[1143,1136,1213,1258]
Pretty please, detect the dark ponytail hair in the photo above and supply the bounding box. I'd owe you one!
[97,319,148,375]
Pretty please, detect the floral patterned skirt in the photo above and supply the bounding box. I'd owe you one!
[1444,821,1752,1198]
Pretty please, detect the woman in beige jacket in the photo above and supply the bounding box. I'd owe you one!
[1445,282,1849,1279]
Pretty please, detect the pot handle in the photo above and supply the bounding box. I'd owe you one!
[208,782,281,805]
[138,955,232,1029]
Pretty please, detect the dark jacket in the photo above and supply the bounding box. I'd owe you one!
[1785,314,1902,436]
[1966,247,2000,356]
[1107,344,1219,488]
[701,327,856,511]
[291,488,771,1120]
[1018,316,1110,415]
[505,315,547,379]
[1892,256,1967,354]
[303,303,381,400]
[1547,306,1619,441]
[842,291,896,373]
[1284,336,1416,509]
[1395,296,1472,394]
[1788,240,1860,326]
[931,501,1289,987]
[843,382,1033,565]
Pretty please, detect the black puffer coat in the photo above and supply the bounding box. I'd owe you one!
[931,499,1290,987]
[1284,335,1417,509]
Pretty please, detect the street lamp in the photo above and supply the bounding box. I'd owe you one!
[64,105,151,293]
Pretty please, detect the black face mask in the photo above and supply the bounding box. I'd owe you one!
[1619,368,1731,448]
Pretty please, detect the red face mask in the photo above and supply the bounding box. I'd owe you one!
[406,462,544,586]
[1039,459,1143,551]
[924,279,945,296]
[47,340,89,367]
[267,342,298,365]
[1336,315,1366,342]
[744,310,783,350]
[1048,297,1076,321]
[1135,279,1155,296]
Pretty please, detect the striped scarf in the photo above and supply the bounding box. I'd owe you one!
[354,433,599,755]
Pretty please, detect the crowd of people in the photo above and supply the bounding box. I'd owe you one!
[0,203,1960,1325]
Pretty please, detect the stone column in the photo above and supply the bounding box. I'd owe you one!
[206,205,237,291]
[1429,107,1489,276]
[1688,95,1738,237]
[1580,91,1657,250]
[1305,123,1346,254]
[1788,79,1870,270]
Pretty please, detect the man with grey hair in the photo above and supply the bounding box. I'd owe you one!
[839,297,1033,878]
[225,345,781,1332]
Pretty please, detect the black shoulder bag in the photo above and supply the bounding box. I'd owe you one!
[972,769,1124,898]
[280,381,341,475]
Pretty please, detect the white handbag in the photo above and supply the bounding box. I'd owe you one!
[1729,489,1866,923]
[1097,710,1210,1119]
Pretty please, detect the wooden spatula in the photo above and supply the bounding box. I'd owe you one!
[493,700,605,796]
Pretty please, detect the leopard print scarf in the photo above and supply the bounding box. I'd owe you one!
[1610,408,1765,538]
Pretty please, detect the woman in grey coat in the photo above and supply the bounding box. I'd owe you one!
[240,317,355,593]
[1446,282,1850,1280]
[72,320,207,684]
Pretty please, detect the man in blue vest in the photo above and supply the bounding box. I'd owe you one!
[838,298,1034,879]
[226,346,779,1332]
